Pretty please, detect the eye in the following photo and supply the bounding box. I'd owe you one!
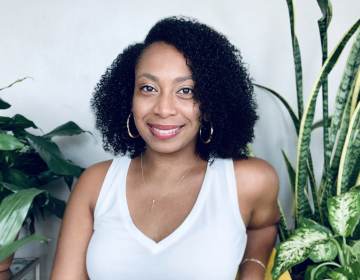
[177,87,194,98]
[139,85,157,94]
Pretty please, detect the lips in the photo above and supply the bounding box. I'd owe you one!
[147,123,184,139]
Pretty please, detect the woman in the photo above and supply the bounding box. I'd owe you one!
[51,16,280,280]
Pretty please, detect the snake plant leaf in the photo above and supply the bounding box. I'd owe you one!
[278,201,290,242]
[285,0,304,120]
[337,102,360,194]
[295,19,360,223]
[254,84,299,134]
[43,121,91,138]
[25,133,83,177]
[308,240,338,263]
[0,98,11,109]
[272,218,332,279]
[0,234,48,262]
[0,188,44,247]
[328,30,360,158]
[316,0,332,28]
[0,133,24,151]
[327,189,360,237]
[281,150,296,194]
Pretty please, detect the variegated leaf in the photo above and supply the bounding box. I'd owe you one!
[272,219,332,279]
[328,189,360,237]
[308,240,338,263]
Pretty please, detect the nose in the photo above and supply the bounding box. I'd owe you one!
[153,92,177,118]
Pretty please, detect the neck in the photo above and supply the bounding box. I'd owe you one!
[140,147,206,185]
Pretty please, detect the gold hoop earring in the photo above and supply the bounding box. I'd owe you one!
[127,112,139,138]
[199,122,213,144]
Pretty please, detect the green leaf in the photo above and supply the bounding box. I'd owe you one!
[349,240,360,262]
[43,121,90,138]
[272,218,332,279]
[0,234,48,262]
[281,149,296,194]
[327,266,355,279]
[285,0,304,120]
[0,99,11,109]
[337,102,360,194]
[0,133,24,150]
[328,189,360,237]
[0,188,44,247]
[309,240,338,263]
[278,201,290,241]
[25,133,83,177]
[295,19,360,223]
[254,84,299,134]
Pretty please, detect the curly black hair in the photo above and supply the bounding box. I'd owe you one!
[90,15,259,162]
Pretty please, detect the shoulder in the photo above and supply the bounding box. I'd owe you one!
[232,156,279,211]
[70,159,113,212]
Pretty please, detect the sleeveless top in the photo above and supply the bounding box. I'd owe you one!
[86,156,247,280]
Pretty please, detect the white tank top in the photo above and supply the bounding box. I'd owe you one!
[86,156,247,280]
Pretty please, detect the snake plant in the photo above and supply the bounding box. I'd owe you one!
[0,78,88,261]
[255,1,360,279]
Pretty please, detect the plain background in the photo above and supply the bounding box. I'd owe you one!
[1,0,359,278]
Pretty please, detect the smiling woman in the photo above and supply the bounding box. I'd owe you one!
[50,15,280,280]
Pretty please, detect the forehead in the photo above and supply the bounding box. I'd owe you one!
[135,42,192,77]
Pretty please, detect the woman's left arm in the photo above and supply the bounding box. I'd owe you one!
[236,158,280,280]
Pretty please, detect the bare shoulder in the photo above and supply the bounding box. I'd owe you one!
[71,159,113,211]
[233,156,279,207]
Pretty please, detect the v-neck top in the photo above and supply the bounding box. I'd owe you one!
[86,155,247,280]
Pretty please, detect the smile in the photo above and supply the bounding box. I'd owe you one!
[148,124,184,140]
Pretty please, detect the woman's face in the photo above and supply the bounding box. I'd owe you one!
[132,41,201,155]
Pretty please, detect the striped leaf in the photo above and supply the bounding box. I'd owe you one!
[295,19,360,223]
[281,150,296,194]
[272,218,332,279]
[278,201,290,242]
[0,188,44,247]
[328,30,360,165]
[337,102,360,194]
[327,189,360,237]
[285,0,304,119]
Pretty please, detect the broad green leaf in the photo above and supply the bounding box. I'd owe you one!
[0,98,11,109]
[327,266,355,279]
[304,264,331,280]
[295,19,360,223]
[43,121,90,138]
[328,189,360,237]
[272,219,332,279]
[25,133,83,177]
[285,0,304,120]
[0,133,24,150]
[0,188,44,246]
[0,234,48,262]
[349,240,360,262]
[337,102,360,194]
[309,240,338,263]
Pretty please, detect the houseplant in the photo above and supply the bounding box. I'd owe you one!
[0,78,88,269]
[254,1,359,279]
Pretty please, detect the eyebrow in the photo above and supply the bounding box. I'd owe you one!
[136,73,193,83]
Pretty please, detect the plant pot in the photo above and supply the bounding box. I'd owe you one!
[0,254,14,272]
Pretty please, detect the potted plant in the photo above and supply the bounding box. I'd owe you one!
[0,78,88,271]
[254,0,360,279]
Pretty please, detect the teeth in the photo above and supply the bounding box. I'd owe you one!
[152,127,179,136]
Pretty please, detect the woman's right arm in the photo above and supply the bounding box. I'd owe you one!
[50,160,112,280]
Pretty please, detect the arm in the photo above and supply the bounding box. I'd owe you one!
[235,158,280,280]
[50,161,111,280]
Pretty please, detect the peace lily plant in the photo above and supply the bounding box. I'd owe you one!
[256,1,360,279]
[0,78,87,266]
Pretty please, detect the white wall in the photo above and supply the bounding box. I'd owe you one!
[1,0,359,278]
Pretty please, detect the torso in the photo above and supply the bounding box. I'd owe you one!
[89,156,255,243]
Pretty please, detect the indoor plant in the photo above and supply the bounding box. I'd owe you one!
[254,1,359,279]
[0,78,88,269]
